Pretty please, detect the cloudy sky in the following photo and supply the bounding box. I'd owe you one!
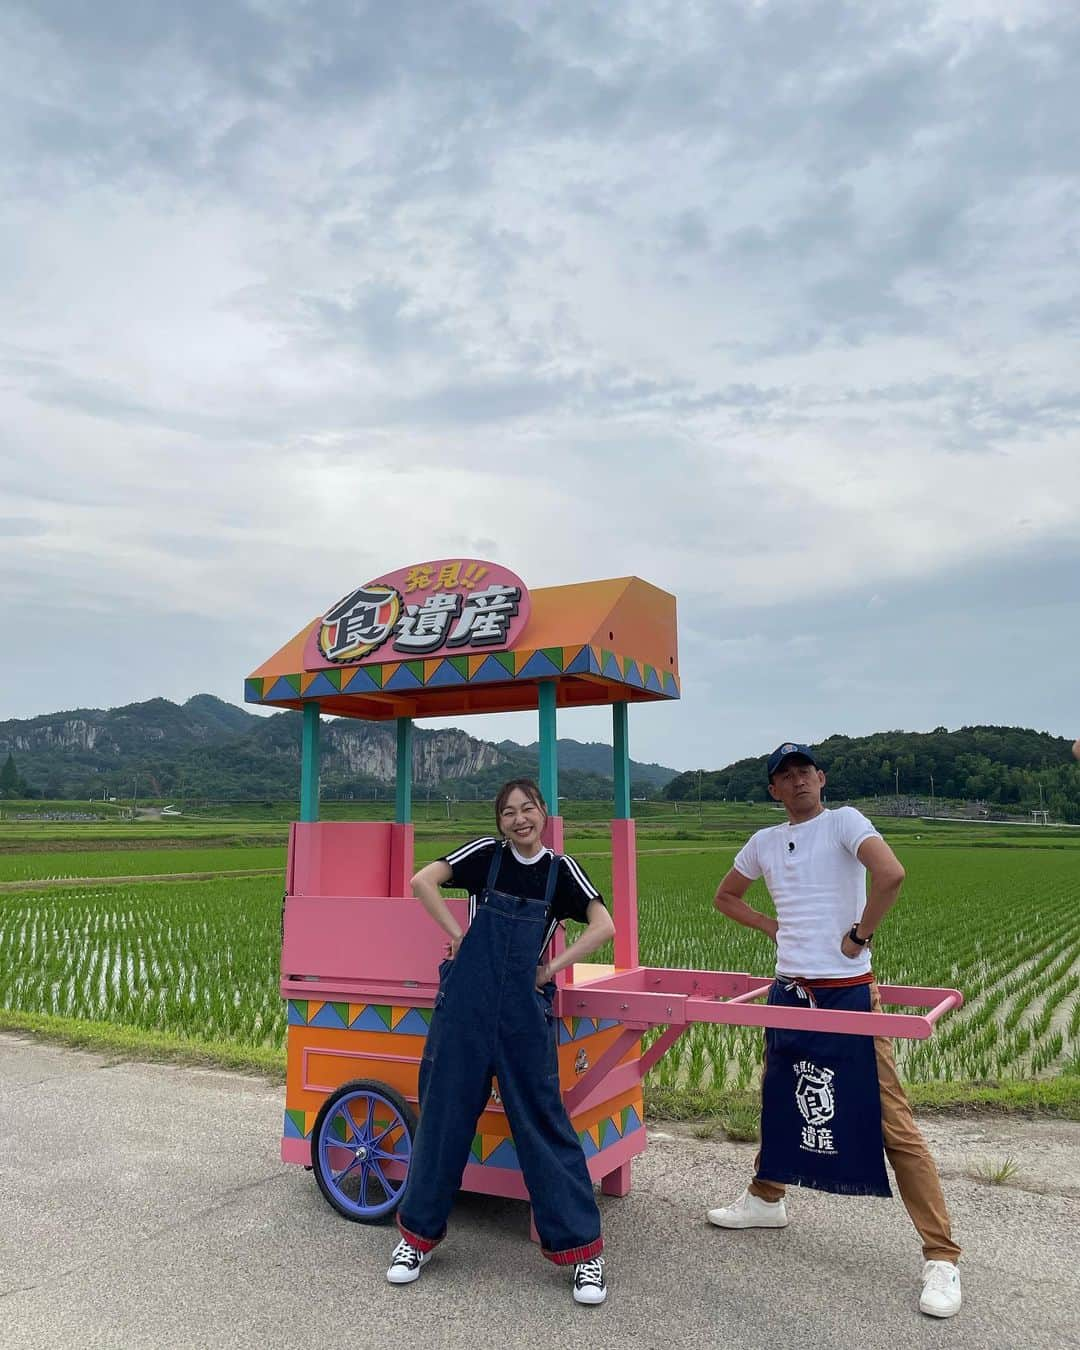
[2,0,1077,773]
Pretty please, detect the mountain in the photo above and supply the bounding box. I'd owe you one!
[0,696,680,801]
[498,739,678,789]
[182,694,262,737]
[665,726,1080,822]
[0,696,264,797]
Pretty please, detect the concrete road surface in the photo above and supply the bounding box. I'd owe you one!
[2,1032,1078,1350]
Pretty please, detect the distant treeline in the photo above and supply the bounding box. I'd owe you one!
[665,726,1080,823]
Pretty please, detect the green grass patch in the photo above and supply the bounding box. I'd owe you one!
[645,1077,1080,1127]
[0,1009,286,1078]
[0,845,285,882]
[904,1076,1080,1117]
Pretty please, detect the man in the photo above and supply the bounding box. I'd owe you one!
[708,743,962,1319]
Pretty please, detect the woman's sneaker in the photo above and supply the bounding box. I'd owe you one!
[572,1255,607,1305]
[386,1238,431,1285]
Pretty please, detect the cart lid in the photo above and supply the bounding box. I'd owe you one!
[245,564,679,721]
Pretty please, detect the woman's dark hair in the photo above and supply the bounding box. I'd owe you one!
[494,778,548,833]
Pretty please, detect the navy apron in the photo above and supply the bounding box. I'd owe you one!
[757,978,891,1198]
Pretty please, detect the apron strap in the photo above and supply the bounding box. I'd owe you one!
[543,852,562,904]
[484,841,505,892]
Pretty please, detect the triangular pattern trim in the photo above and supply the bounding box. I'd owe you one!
[393,1008,431,1037]
[351,1005,395,1032]
[342,665,379,693]
[482,1138,521,1169]
[519,650,562,679]
[425,659,466,688]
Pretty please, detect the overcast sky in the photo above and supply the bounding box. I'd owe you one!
[2,0,1077,773]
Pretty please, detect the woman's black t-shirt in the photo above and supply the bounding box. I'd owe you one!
[440,836,604,954]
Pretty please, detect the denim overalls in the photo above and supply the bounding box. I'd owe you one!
[397,844,603,1264]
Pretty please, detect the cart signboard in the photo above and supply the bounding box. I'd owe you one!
[304,558,531,668]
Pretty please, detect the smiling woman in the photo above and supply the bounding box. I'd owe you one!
[391,777,615,1303]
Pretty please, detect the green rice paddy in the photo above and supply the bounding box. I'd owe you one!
[0,846,284,883]
[2,805,1079,1103]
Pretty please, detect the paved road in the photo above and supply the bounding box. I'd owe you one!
[2,1032,1078,1350]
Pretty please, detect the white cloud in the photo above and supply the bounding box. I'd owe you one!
[0,0,1077,769]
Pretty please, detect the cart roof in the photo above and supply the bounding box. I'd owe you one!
[245,575,679,720]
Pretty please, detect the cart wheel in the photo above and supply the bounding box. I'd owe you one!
[311,1079,417,1222]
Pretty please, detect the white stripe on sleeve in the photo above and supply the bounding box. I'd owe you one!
[539,918,559,956]
[444,836,497,866]
[562,854,600,900]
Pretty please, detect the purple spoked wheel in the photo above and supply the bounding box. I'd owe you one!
[311,1079,417,1222]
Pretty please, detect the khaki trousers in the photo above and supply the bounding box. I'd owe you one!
[749,982,961,1264]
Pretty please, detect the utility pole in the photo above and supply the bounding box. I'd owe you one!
[929,774,935,817]
[132,774,138,822]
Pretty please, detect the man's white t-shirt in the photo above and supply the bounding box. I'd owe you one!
[733,806,881,978]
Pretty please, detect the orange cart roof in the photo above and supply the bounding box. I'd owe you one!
[245,576,679,720]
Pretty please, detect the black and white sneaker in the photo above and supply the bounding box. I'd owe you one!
[386,1238,431,1285]
[572,1255,607,1305]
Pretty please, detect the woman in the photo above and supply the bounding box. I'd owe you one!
[387,778,616,1305]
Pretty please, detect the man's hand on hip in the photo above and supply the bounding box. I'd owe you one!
[840,933,861,959]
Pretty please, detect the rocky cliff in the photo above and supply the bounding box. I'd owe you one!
[0,694,677,800]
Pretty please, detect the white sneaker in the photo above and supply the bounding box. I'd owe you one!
[386,1238,432,1285]
[707,1188,788,1229]
[572,1255,607,1305]
[920,1260,961,1318]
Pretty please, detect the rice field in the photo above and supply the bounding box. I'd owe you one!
[0,832,1078,1090]
[630,848,1080,1090]
[0,846,284,883]
[0,876,283,1046]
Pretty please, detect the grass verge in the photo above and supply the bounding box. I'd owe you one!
[0,1010,285,1080]
[2,1013,1078,1124]
[644,1075,1080,1136]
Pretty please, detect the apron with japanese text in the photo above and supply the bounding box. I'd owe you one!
[757,977,891,1197]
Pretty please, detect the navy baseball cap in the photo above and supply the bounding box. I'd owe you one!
[766,742,819,780]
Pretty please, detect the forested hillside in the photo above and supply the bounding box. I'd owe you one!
[665,727,1080,822]
[0,696,675,802]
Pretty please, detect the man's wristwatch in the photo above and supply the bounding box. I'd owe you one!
[847,923,873,947]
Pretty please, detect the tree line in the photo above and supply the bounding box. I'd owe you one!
[665,726,1080,822]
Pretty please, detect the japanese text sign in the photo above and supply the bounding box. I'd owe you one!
[306,559,531,668]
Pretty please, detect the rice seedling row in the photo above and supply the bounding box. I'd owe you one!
[0,846,285,883]
[0,841,1077,1089]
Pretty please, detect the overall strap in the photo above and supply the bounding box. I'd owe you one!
[484,841,505,892]
[543,852,562,905]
